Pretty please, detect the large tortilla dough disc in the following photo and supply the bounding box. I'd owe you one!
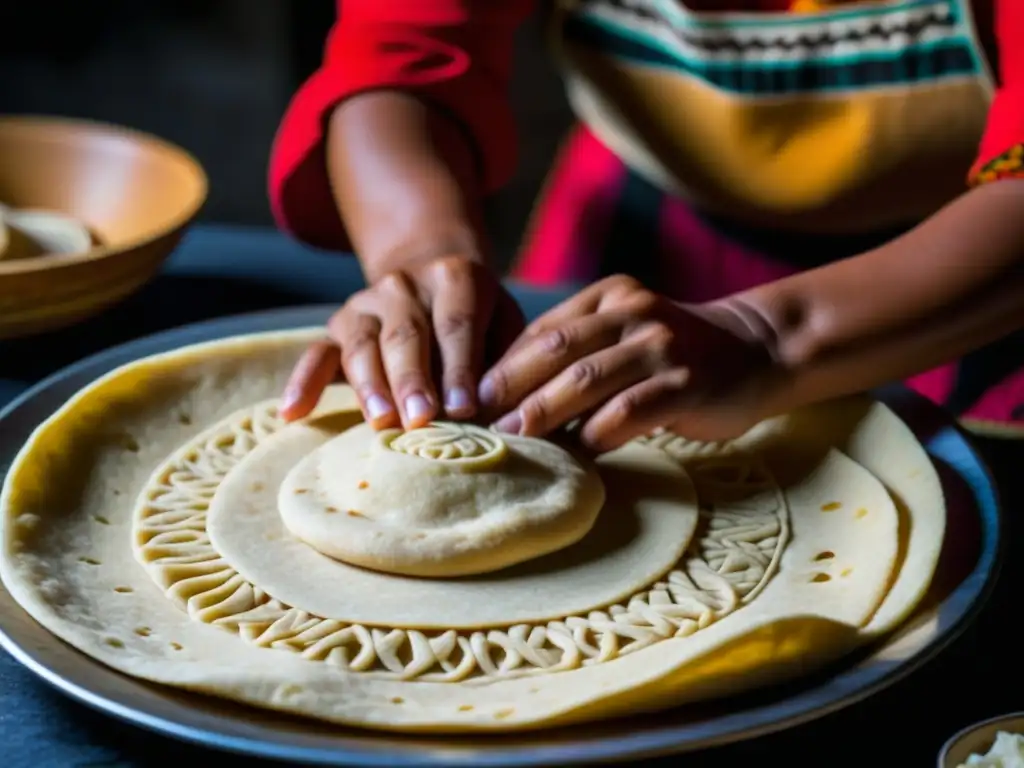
[729,398,948,636]
[205,405,700,628]
[0,329,946,732]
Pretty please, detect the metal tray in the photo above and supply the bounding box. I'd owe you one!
[0,305,1004,766]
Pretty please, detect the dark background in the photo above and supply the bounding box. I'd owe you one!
[2,7,1024,766]
[0,0,574,266]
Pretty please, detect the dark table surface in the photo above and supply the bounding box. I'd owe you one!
[0,225,1021,767]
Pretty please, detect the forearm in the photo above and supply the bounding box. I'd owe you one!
[327,91,490,283]
[722,180,1024,413]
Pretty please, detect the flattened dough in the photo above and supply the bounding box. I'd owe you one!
[278,421,606,577]
[208,410,700,627]
[0,329,946,733]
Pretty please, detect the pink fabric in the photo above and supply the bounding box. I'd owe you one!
[516,128,628,285]
[963,368,1024,423]
[657,195,794,302]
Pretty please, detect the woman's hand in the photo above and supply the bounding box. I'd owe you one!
[478,275,782,451]
[280,255,525,429]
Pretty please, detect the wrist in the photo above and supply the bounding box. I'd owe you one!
[327,92,490,285]
[692,298,803,421]
[362,223,489,284]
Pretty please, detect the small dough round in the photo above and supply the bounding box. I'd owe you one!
[0,206,93,259]
[278,421,606,577]
[208,418,701,629]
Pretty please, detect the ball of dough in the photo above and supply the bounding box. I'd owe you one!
[278,422,606,577]
[0,205,93,259]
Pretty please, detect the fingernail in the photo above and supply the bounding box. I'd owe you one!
[493,411,522,435]
[404,393,431,423]
[365,394,392,421]
[445,387,472,413]
[280,386,301,412]
[478,375,496,406]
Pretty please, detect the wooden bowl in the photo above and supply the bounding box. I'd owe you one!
[938,713,1024,767]
[0,116,207,339]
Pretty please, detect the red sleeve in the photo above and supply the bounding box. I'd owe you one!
[969,0,1024,186]
[267,0,533,251]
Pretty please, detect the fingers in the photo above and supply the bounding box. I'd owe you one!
[329,310,401,429]
[579,368,693,451]
[364,274,440,429]
[494,340,652,438]
[324,261,518,430]
[425,258,494,419]
[280,341,342,422]
[329,273,439,431]
[510,275,641,343]
[479,312,631,414]
[493,286,605,363]
[294,264,643,432]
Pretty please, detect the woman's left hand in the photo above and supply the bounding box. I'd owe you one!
[478,276,783,451]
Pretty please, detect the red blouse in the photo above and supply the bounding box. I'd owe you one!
[268,0,1024,251]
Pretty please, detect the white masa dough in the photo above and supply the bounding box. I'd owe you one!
[0,204,93,259]
[0,329,947,733]
[277,421,607,578]
[208,412,700,627]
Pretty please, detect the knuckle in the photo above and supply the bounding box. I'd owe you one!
[350,286,374,304]
[336,310,376,344]
[326,303,354,338]
[435,311,474,340]
[611,389,643,423]
[377,271,413,296]
[429,255,471,286]
[603,274,643,296]
[613,274,643,289]
[541,327,575,355]
[568,360,601,390]
[343,328,376,352]
[520,396,550,430]
[518,325,545,346]
[343,288,377,318]
[622,289,660,316]
[339,330,377,368]
[382,318,426,347]
[642,324,677,366]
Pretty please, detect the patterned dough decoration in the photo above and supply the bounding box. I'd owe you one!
[0,329,946,732]
[133,399,790,680]
[276,420,607,577]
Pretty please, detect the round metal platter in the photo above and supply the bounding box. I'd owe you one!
[0,305,1004,767]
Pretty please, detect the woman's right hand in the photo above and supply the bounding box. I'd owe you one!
[278,90,522,428]
[279,254,524,429]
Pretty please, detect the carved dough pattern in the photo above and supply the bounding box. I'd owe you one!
[133,405,788,682]
[384,422,507,466]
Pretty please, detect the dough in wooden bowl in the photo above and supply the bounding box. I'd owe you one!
[0,203,94,260]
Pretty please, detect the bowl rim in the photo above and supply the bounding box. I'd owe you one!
[938,711,1024,766]
[0,115,209,275]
